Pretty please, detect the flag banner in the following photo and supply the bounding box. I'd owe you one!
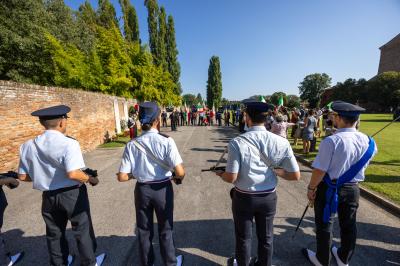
[278,96,284,106]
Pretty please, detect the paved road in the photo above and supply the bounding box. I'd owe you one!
[2,126,400,265]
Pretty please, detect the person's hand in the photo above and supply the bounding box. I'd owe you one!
[274,168,285,177]
[307,185,317,203]
[215,170,224,177]
[5,177,19,189]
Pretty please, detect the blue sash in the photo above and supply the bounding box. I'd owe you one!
[322,137,375,223]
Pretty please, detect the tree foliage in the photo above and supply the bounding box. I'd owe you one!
[182,93,196,106]
[299,73,331,108]
[286,95,301,108]
[0,0,53,84]
[145,0,159,65]
[0,0,181,105]
[120,0,140,43]
[166,15,181,94]
[206,56,223,108]
[157,6,168,70]
[322,72,400,112]
[366,72,400,111]
[330,78,367,104]
[196,93,203,103]
[270,92,287,106]
[97,0,119,29]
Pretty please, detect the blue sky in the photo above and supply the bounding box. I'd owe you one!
[65,0,400,100]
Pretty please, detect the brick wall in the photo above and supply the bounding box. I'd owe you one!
[378,34,400,74]
[0,80,136,171]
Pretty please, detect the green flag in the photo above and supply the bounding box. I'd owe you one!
[278,96,284,106]
[327,101,333,111]
[259,96,266,103]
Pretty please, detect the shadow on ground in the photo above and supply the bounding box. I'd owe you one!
[3,216,399,266]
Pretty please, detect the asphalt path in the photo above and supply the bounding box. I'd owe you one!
[2,125,400,265]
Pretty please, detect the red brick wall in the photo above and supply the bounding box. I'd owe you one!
[0,80,136,171]
[378,35,400,74]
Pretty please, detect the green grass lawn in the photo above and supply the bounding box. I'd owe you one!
[289,114,400,204]
[99,136,131,148]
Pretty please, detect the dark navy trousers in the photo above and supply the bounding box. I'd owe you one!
[232,190,277,266]
[135,181,176,266]
[0,187,10,265]
[314,182,359,266]
[42,184,97,266]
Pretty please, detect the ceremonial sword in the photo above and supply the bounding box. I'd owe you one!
[292,115,400,238]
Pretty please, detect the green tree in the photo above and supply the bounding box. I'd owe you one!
[270,92,287,106]
[330,78,367,104]
[196,93,203,104]
[367,72,400,111]
[145,0,159,64]
[0,0,180,106]
[45,0,77,44]
[0,0,53,84]
[97,0,119,29]
[206,56,223,108]
[166,15,181,94]
[119,0,139,43]
[78,1,97,27]
[298,73,331,108]
[182,94,196,106]
[286,95,301,108]
[76,1,97,54]
[157,6,168,70]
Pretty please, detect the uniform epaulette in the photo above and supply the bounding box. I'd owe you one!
[158,133,170,138]
[66,135,76,140]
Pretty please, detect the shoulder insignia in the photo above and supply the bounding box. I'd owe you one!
[158,133,170,138]
[66,135,76,140]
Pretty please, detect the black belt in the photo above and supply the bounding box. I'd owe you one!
[329,180,358,186]
[138,177,171,185]
[43,184,80,195]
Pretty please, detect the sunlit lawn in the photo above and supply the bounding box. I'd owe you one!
[289,114,400,204]
[99,135,131,148]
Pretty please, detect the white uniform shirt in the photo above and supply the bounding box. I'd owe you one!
[18,130,84,191]
[119,128,183,183]
[226,126,299,192]
[312,128,377,182]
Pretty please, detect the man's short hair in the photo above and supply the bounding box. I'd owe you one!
[246,109,268,124]
[40,118,62,129]
[339,115,359,125]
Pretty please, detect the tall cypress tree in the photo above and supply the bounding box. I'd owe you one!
[207,56,222,108]
[145,0,159,65]
[157,6,167,70]
[127,5,139,42]
[119,0,139,43]
[97,0,119,29]
[166,15,181,94]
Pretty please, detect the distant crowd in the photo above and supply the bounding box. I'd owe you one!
[127,105,342,154]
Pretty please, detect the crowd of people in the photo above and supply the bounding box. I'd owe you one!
[158,108,242,130]
[150,104,339,155]
[259,106,337,154]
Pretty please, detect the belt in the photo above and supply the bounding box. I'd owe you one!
[234,187,276,195]
[138,177,171,185]
[330,180,358,186]
[43,184,80,195]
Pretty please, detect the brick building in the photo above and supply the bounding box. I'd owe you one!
[378,33,400,74]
